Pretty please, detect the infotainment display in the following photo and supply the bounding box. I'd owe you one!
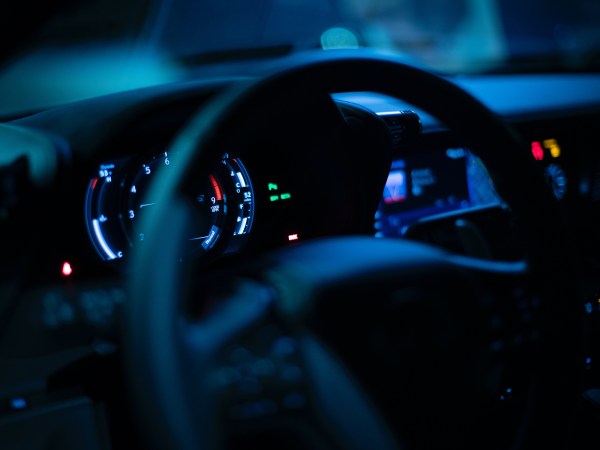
[375,147,500,237]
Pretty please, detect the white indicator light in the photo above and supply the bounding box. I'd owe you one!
[288,234,299,241]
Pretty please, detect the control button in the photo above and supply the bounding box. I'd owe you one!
[42,293,75,328]
[79,289,120,327]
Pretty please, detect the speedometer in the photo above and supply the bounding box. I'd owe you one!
[85,151,254,265]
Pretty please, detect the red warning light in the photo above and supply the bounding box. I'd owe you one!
[61,262,73,277]
[288,234,299,241]
[531,141,544,161]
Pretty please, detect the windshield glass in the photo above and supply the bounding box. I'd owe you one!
[1,0,599,116]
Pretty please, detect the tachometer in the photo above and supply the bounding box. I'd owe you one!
[123,151,228,255]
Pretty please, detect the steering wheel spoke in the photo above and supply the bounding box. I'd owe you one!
[176,278,400,450]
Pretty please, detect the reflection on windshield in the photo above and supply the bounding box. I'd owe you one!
[338,0,507,72]
[153,0,599,73]
[0,0,599,116]
[153,0,508,72]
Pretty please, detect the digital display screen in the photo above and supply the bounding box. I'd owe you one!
[382,169,408,204]
[376,148,499,237]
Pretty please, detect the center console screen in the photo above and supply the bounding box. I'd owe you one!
[375,147,499,237]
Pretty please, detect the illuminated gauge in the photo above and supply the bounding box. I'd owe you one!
[85,152,254,263]
[224,156,255,240]
[545,163,567,200]
[85,160,128,260]
[123,152,228,255]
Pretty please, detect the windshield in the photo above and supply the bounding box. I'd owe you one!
[1,0,599,116]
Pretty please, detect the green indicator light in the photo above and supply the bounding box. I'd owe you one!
[270,195,279,202]
[280,193,291,200]
[268,183,278,191]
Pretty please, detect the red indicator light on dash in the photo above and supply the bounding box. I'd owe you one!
[61,262,73,277]
[288,234,299,241]
[531,141,544,161]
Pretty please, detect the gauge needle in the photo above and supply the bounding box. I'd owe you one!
[139,202,158,208]
[189,236,208,241]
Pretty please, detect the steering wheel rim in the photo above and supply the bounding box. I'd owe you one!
[124,49,583,450]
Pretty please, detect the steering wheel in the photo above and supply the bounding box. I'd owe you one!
[123,50,583,450]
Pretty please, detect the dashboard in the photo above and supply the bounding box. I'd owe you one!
[3,61,600,450]
[74,90,578,273]
[80,101,506,271]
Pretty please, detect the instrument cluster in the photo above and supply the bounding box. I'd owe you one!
[85,150,254,266]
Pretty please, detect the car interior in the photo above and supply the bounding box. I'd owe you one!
[1,1,600,449]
